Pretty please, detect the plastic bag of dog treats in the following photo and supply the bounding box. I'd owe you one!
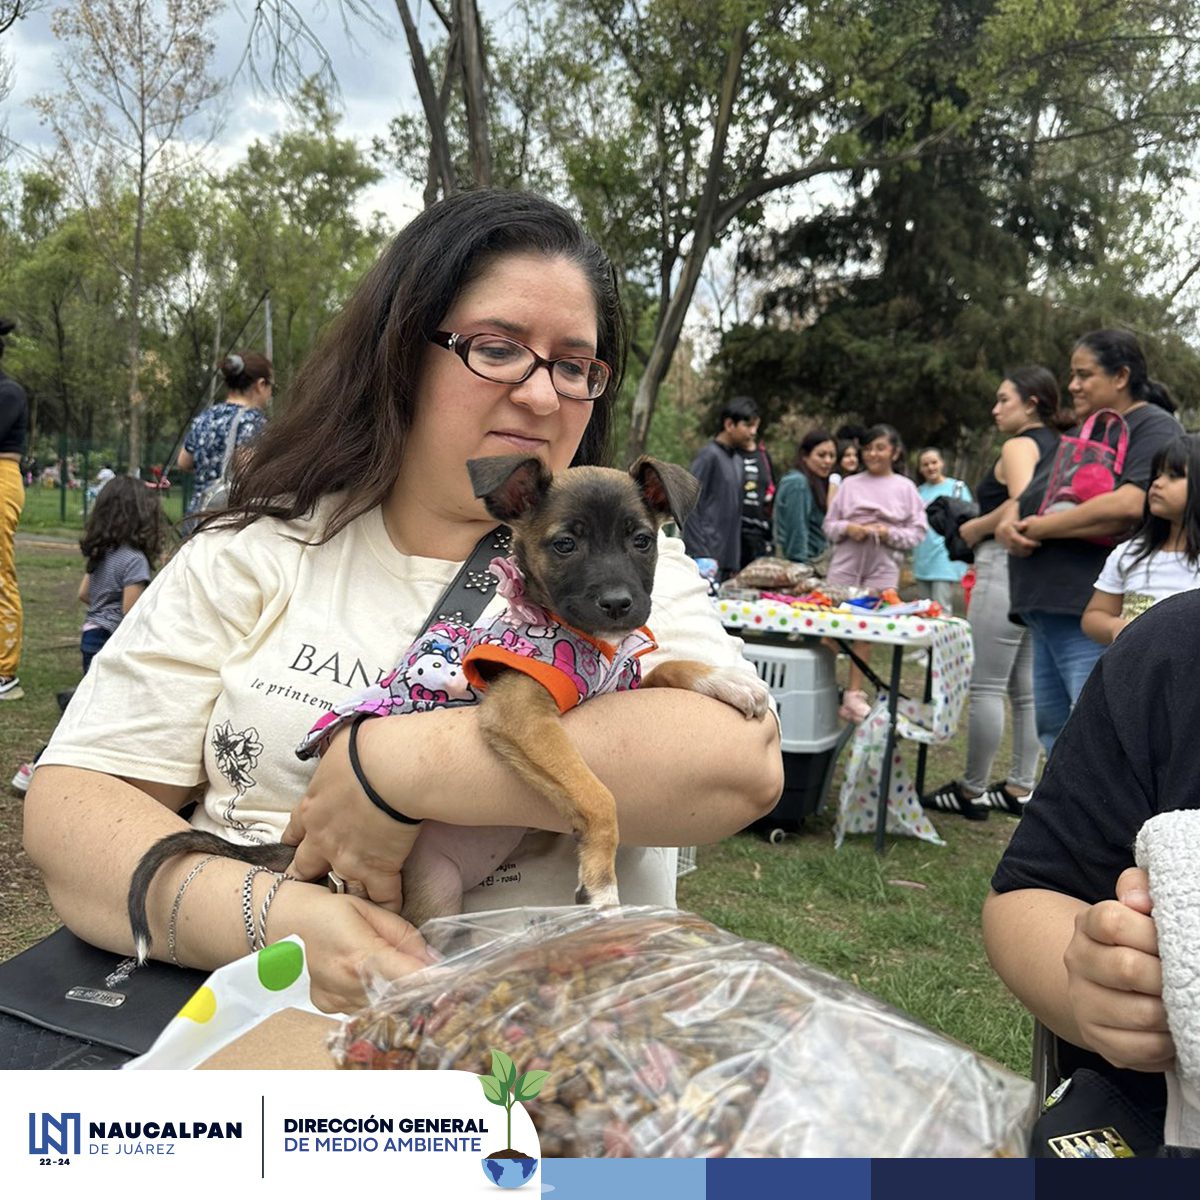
[329,906,1035,1157]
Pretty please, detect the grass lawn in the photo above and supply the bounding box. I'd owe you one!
[18,482,187,539]
[0,542,1033,1076]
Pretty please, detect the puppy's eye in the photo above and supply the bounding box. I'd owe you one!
[631,532,654,551]
[552,536,576,555]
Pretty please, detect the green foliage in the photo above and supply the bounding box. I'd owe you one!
[715,0,1200,448]
[0,79,387,464]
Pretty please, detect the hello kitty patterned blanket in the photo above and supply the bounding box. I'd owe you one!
[295,558,657,759]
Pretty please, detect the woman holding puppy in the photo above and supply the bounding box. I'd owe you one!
[24,191,782,1014]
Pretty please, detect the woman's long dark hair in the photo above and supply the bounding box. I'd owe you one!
[1121,434,1200,571]
[1005,364,1073,432]
[794,428,835,512]
[207,189,627,541]
[80,477,166,572]
[1075,329,1178,414]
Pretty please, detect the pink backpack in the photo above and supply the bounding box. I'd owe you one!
[1037,408,1129,545]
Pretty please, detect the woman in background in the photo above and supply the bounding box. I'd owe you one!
[773,429,837,565]
[179,351,273,516]
[923,367,1064,819]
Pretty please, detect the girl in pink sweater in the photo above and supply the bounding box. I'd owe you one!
[823,424,928,718]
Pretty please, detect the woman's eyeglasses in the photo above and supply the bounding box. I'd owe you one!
[430,330,611,401]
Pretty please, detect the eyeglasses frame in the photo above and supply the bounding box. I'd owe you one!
[429,329,612,401]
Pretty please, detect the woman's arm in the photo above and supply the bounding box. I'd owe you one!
[22,766,433,1013]
[823,479,851,542]
[283,687,783,907]
[176,448,195,471]
[77,572,90,604]
[1017,482,1145,543]
[121,581,148,614]
[881,483,928,551]
[1081,589,1125,645]
[983,877,1173,1072]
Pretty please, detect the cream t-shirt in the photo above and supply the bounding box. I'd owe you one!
[43,498,766,910]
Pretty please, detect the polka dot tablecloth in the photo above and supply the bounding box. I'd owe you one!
[718,600,975,846]
[125,936,320,1069]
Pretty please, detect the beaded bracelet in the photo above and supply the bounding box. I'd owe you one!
[167,855,219,966]
[348,714,421,825]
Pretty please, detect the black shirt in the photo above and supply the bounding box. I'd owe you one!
[0,372,27,457]
[1008,405,1180,618]
[974,427,1059,522]
[993,591,1200,1115]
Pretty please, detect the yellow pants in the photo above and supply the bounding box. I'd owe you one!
[0,458,25,677]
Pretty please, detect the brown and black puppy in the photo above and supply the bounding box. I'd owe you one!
[459,453,770,909]
[127,455,769,956]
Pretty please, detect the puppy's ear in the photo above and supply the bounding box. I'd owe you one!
[630,456,701,528]
[467,455,552,522]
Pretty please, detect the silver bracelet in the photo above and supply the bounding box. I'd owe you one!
[257,873,292,949]
[241,866,273,953]
[168,855,219,966]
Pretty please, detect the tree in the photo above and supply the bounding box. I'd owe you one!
[221,81,386,387]
[715,0,1200,448]
[34,0,221,474]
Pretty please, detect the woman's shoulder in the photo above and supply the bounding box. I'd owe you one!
[1126,405,1180,436]
[182,495,354,570]
[778,469,811,492]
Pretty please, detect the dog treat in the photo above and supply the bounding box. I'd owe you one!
[330,907,1034,1157]
[730,556,819,591]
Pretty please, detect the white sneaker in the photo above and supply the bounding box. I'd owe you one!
[0,675,23,701]
[10,762,34,793]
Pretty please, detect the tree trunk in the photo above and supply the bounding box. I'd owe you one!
[393,0,457,203]
[455,0,491,186]
[624,25,747,463]
[127,161,146,477]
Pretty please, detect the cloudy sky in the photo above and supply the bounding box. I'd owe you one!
[3,1,436,226]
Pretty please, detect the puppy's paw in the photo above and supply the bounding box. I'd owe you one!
[694,667,771,720]
[576,882,620,908]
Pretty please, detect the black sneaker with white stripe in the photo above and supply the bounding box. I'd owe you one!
[920,780,989,821]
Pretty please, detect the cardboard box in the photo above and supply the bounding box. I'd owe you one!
[196,1007,341,1070]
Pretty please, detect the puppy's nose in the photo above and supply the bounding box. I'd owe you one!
[596,589,633,620]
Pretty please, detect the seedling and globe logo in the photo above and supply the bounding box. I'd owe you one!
[477,1048,547,1189]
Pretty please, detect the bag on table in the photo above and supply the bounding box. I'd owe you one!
[1037,408,1129,545]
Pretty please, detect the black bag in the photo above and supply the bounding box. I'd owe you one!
[1030,1068,1165,1158]
[0,927,208,1059]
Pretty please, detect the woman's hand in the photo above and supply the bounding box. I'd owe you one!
[282,721,424,912]
[846,523,870,542]
[996,516,1039,557]
[271,884,436,1013]
[1061,867,1175,1072]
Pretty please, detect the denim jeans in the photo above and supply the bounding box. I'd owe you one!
[1021,610,1106,753]
[80,626,112,675]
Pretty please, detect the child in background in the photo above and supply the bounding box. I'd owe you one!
[10,476,166,791]
[1082,433,1200,645]
[913,447,972,615]
[823,424,928,720]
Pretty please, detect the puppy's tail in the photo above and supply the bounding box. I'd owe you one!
[128,831,296,964]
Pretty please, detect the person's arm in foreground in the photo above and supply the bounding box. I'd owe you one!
[23,765,435,1013]
[283,686,782,910]
[1081,588,1126,645]
[983,869,1172,1072]
[981,603,1191,1072]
